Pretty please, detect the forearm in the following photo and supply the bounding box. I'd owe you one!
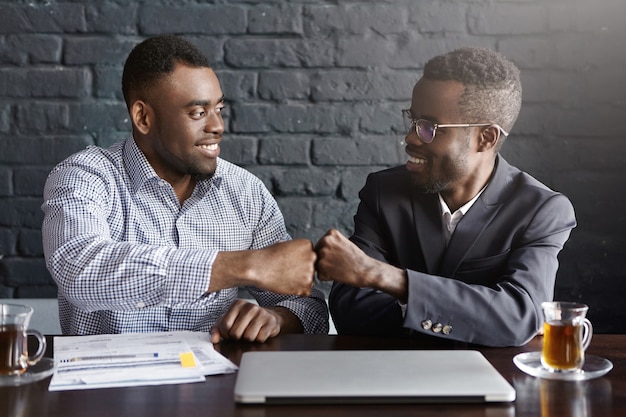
[365,260,408,303]
[266,306,304,334]
[47,237,216,312]
[209,249,262,292]
[403,269,542,347]
[316,229,408,302]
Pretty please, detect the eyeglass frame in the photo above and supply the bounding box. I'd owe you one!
[402,109,509,144]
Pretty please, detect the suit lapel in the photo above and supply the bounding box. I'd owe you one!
[438,155,508,277]
[411,190,447,274]
[439,199,502,276]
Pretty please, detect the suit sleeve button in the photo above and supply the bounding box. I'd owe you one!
[432,322,443,333]
[442,325,453,335]
[421,319,432,330]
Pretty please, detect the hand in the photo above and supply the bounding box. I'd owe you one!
[315,229,372,286]
[315,229,408,302]
[211,239,316,296]
[210,300,298,343]
[250,239,316,296]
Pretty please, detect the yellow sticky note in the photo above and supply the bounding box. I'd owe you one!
[179,352,196,368]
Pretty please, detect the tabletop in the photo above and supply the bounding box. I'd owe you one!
[1,333,624,417]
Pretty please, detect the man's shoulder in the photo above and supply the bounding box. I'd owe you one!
[498,157,572,207]
[371,165,408,176]
[213,158,269,196]
[354,166,414,204]
[501,160,557,194]
[366,165,409,182]
[44,141,127,199]
[217,157,252,176]
[57,141,124,169]
[216,158,264,184]
[363,165,412,190]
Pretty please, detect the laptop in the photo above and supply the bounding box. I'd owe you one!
[234,350,515,404]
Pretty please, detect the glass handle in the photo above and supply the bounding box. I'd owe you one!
[26,329,47,366]
[581,318,593,351]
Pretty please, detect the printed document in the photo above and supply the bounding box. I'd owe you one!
[49,331,238,391]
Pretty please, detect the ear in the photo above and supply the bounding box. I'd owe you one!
[130,100,153,135]
[477,125,501,152]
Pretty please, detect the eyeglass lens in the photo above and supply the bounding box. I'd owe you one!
[403,111,435,143]
[416,120,435,143]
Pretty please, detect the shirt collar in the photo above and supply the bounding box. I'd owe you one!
[124,137,158,193]
[123,136,224,194]
[438,186,487,218]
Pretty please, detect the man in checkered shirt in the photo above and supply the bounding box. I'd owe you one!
[41,35,328,341]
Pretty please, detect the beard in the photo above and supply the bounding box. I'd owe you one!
[192,172,214,182]
[409,172,451,194]
[153,120,219,180]
[408,136,471,194]
[182,154,217,179]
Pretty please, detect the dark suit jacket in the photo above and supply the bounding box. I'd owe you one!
[329,155,576,347]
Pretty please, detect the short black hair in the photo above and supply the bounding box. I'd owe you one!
[423,47,522,141]
[121,35,211,108]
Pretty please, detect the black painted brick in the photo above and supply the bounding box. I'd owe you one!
[0,0,625,332]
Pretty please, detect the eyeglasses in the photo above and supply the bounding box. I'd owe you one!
[402,110,509,144]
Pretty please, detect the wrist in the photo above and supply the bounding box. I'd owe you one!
[211,250,259,291]
[267,306,303,334]
[372,263,408,302]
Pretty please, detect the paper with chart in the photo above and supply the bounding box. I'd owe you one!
[49,331,237,391]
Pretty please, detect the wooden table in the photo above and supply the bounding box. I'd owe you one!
[1,334,624,417]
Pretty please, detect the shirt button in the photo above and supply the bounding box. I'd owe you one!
[136,301,146,308]
[442,325,453,335]
[421,319,432,330]
[159,180,167,187]
[432,322,443,333]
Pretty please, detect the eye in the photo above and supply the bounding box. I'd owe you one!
[190,109,206,119]
[217,102,228,113]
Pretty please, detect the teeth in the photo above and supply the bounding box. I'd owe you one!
[408,155,427,164]
[198,144,218,151]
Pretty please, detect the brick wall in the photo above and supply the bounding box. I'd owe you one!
[1,0,625,332]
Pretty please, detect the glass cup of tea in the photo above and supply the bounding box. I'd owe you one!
[0,303,47,376]
[541,301,592,373]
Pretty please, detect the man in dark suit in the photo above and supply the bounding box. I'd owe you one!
[315,47,576,347]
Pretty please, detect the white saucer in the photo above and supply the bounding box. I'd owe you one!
[513,352,613,381]
[0,358,56,387]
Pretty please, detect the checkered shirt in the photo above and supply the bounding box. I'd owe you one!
[42,137,329,335]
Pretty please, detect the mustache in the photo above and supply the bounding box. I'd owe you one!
[405,144,423,154]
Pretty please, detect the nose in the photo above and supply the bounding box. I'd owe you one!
[404,126,422,146]
[205,111,225,135]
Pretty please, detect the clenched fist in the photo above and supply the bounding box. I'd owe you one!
[211,239,316,297]
[315,228,370,285]
[249,239,316,296]
[315,229,408,302]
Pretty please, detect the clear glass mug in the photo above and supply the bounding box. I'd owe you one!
[541,301,593,373]
[0,304,47,376]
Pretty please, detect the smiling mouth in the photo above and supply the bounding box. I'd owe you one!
[407,155,427,165]
[197,143,219,151]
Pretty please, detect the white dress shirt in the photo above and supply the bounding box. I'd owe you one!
[438,189,485,245]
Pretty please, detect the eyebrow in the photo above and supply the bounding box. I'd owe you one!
[409,110,441,124]
[184,95,225,108]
